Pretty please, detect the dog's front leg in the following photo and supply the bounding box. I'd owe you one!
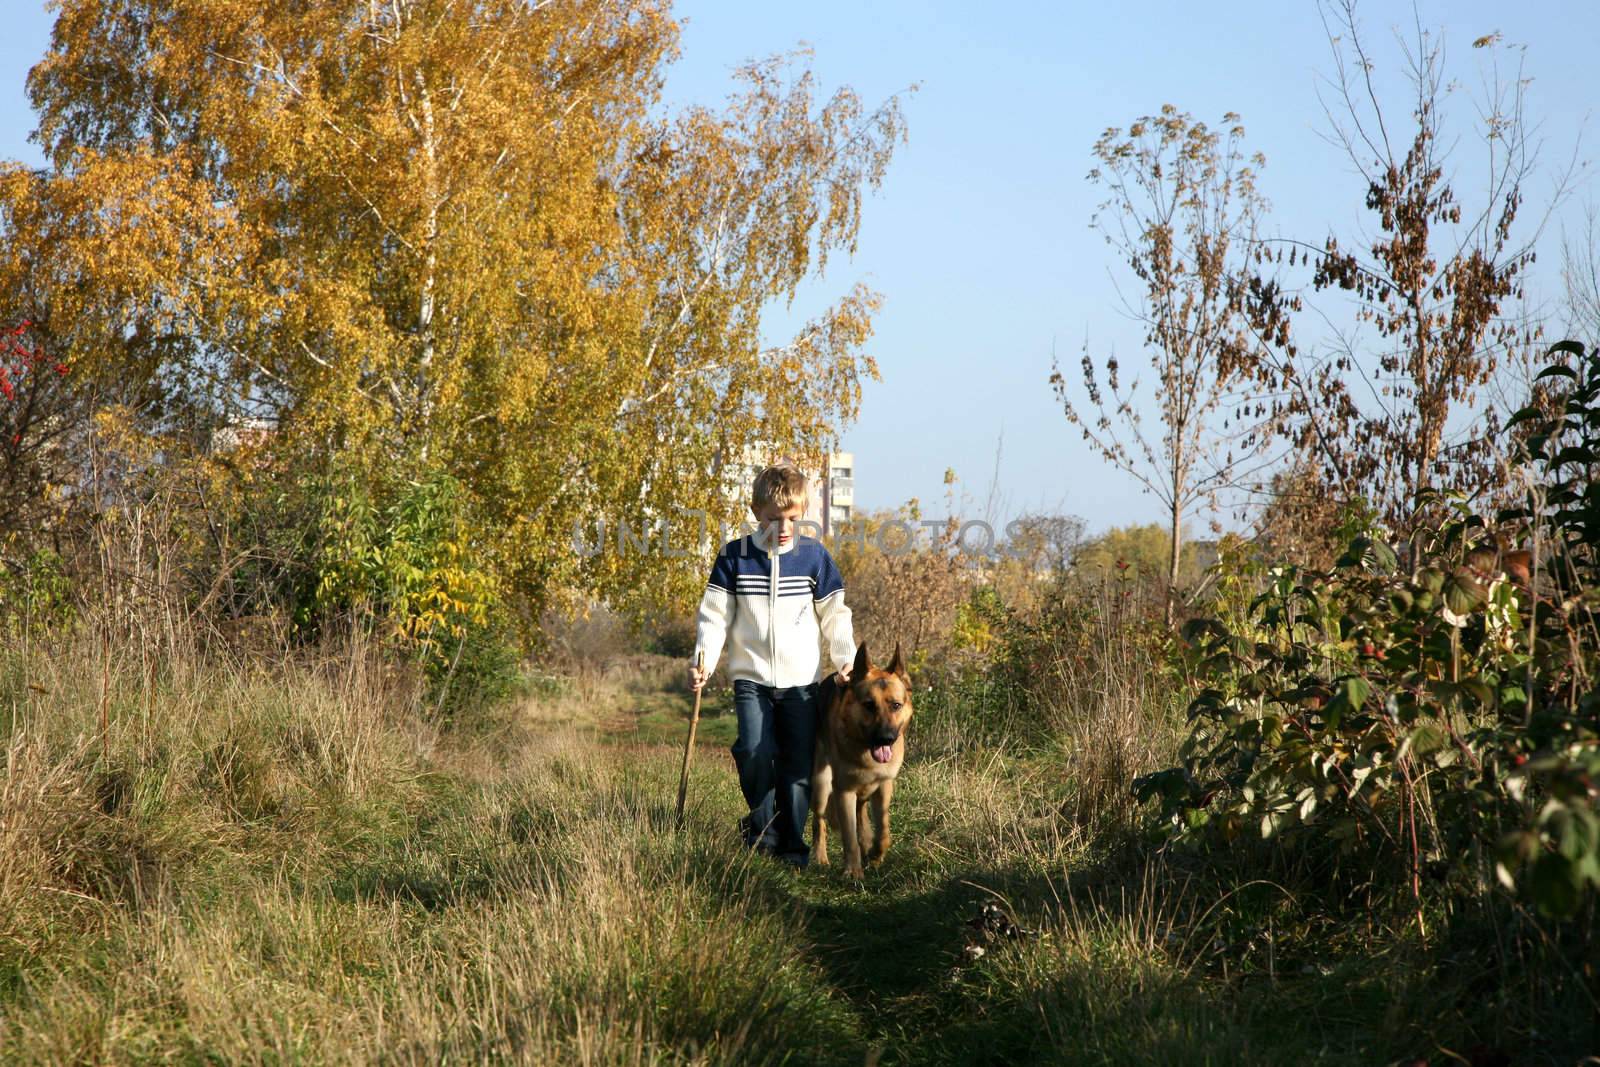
[855,795,873,856]
[867,779,893,865]
[810,761,832,867]
[838,788,864,879]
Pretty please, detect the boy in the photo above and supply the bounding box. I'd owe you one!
[688,463,856,866]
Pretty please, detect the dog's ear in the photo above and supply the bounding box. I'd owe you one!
[852,641,870,681]
[887,641,909,685]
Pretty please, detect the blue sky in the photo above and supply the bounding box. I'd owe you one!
[2,2,1595,535]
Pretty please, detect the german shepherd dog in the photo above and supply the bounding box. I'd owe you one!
[811,641,913,878]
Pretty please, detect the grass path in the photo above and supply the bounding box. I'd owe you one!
[659,785,1051,1064]
[601,684,1244,1067]
[629,684,985,1049]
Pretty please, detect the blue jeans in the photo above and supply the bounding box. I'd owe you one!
[731,679,820,855]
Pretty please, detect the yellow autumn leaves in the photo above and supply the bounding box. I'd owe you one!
[10,0,908,626]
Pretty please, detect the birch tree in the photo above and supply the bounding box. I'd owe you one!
[25,0,908,619]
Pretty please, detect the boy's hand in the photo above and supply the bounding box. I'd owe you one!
[832,665,851,686]
[688,662,707,692]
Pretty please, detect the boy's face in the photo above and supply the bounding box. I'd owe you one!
[752,499,805,549]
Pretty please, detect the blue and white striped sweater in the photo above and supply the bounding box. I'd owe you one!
[694,531,854,688]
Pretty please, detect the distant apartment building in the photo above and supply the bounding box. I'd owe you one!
[822,452,854,535]
[724,445,855,540]
[210,417,277,453]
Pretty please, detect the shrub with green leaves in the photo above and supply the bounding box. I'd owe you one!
[0,543,73,636]
[305,466,515,715]
[1137,340,1600,921]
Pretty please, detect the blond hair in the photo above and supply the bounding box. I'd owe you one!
[751,463,808,511]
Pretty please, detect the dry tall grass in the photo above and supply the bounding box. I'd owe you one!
[1,624,431,960]
[961,574,1186,835]
[0,623,866,1064]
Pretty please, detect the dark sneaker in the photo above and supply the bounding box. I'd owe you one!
[776,850,810,868]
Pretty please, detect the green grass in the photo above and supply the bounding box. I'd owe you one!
[622,685,741,751]
[1,642,1593,1063]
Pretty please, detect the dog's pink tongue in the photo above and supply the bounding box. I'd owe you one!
[870,745,894,764]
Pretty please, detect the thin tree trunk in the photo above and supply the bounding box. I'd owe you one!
[1167,497,1181,629]
[413,68,438,460]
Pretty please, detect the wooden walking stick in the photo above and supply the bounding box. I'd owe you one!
[675,651,705,830]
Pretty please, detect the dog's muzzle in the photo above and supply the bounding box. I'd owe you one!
[869,730,898,764]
